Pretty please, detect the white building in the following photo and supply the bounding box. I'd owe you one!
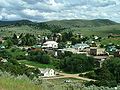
[39,68,55,77]
[42,41,58,49]
[73,43,90,51]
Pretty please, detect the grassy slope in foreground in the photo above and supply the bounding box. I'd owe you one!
[0,75,41,90]
[0,74,120,90]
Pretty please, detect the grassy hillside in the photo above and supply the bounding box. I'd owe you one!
[0,25,51,37]
[44,19,118,28]
[0,73,120,90]
[0,72,41,90]
[71,24,120,36]
[0,19,119,37]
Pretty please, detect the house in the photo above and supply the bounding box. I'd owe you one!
[31,45,42,51]
[114,50,120,57]
[0,58,8,63]
[94,36,99,40]
[0,45,5,49]
[42,41,58,49]
[58,48,89,55]
[38,68,55,77]
[90,47,106,56]
[73,43,90,51]
[106,45,117,55]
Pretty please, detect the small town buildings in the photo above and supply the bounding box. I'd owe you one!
[42,41,58,49]
[58,48,89,56]
[38,68,55,77]
[90,47,106,56]
[58,48,78,54]
[31,45,42,51]
[106,45,117,55]
[94,36,99,40]
[0,45,5,49]
[90,47,97,55]
[0,58,8,63]
[73,43,90,51]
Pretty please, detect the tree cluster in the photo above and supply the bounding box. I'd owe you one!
[27,51,51,64]
[59,54,95,73]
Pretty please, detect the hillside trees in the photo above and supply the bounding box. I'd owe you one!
[21,34,37,46]
[62,31,73,42]
[12,33,18,45]
[3,38,13,48]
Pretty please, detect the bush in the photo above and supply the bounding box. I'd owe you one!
[84,71,96,79]
[0,59,40,78]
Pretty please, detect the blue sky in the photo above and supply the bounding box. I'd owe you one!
[0,0,120,22]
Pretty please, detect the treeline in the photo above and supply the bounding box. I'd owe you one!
[4,33,37,47]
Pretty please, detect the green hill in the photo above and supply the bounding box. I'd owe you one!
[0,19,119,37]
[0,19,117,27]
[44,19,118,28]
[0,20,33,26]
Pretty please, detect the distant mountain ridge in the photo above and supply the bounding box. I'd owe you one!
[43,19,118,28]
[0,20,33,26]
[0,19,120,37]
[0,19,118,28]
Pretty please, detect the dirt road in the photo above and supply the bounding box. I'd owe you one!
[43,73,96,82]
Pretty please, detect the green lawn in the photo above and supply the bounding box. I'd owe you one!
[19,60,54,69]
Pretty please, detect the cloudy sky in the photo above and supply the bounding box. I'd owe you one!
[0,0,120,22]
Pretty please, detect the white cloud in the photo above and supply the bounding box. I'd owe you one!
[0,0,120,22]
[22,9,40,16]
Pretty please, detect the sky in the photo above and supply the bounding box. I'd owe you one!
[0,0,120,22]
